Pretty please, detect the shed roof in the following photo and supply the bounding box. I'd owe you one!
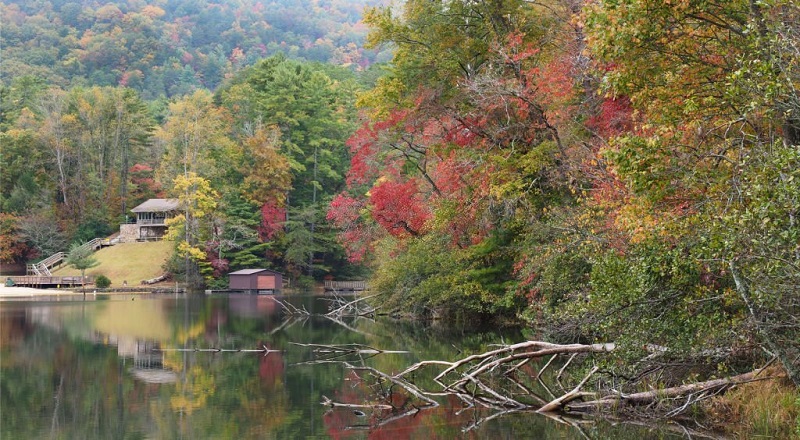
[131,199,181,213]
[228,268,282,276]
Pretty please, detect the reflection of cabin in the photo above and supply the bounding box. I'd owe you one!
[229,269,283,294]
[120,199,181,242]
[118,339,177,384]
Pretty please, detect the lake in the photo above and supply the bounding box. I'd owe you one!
[0,293,687,439]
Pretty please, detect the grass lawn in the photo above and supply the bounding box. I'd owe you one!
[54,241,173,287]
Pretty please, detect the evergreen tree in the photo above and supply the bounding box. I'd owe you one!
[65,242,99,294]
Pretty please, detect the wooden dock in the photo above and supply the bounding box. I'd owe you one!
[324,280,368,293]
[6,276,93,289]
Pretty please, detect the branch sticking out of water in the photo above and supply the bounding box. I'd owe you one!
[291,342,409,363]
[269,297,310,316]
[324,293,381,318]
[153,344,280,355]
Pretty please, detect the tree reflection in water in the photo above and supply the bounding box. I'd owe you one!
[0,295,692,439]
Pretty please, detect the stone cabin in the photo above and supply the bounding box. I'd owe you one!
[119,199,181,242]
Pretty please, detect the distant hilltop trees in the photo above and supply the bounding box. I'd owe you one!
[0,0,390,99]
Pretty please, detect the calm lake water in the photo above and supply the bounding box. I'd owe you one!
[1,294,687,439]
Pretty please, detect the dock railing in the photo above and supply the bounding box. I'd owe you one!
[8,275,94,288]
[324,280,368,292]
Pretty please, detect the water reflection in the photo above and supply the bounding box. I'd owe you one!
[0,294,686,439]
[124,340,177,384]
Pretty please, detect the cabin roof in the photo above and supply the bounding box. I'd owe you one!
[228,268,282,276]
[131,199,181,213]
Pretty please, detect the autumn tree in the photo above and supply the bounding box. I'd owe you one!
[329,0,586,317]
[165,172,219,288]
[156,90,237,187]
[570,0,800,382]
[0,214,33,267]
[219,55,359,281]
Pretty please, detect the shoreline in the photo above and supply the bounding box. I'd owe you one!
[0,284,156,298]
[0,284,71,297]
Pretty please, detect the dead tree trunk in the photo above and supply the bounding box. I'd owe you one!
[729,260,800,387]
[564,367,773,414]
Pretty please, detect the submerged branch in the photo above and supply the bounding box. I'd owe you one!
[154,344,280,354]
[269,297,310,316]
[321,395,393,411]
[290,342,409,363]
[325,293,381,318]
[318,338,783,431]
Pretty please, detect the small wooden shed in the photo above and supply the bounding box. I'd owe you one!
[228,269,283,293]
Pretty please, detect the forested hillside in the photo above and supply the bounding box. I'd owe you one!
[1,56,369,286]
[1,1,384,286]
[325,0,800,388]
[1,0,389,98]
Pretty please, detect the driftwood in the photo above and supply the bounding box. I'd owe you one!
[537,366,599,413]
[319,340,617,426]
[141,273,169,285]
[268,295,379,335]
[321,395,393,411]
[322,314,375,337]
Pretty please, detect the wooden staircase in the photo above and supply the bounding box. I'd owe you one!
[27,238,105,276]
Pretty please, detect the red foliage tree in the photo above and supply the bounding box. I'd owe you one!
[586,96,634,138]
[0,213,32,265]
[368,179,430,238]
[346,110,410,187]
[259,200,286,241]
[128,163,164,202]
[327,193,375,262]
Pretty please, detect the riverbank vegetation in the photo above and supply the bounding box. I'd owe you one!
[1,0,798,430]
[326,0,800,432]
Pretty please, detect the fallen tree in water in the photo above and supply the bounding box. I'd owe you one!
[562,368,773,415]
[319,340,780,432]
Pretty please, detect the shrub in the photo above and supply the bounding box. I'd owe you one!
[95,274,111,288]
[706,374,799,439]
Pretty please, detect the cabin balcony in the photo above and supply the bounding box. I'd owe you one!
[137,218,168,226]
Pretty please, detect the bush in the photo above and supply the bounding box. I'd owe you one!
[95,275,111,288]
[796,395,800,437]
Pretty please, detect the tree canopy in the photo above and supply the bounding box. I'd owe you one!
[1,0,391,99]
[325,0,800,383]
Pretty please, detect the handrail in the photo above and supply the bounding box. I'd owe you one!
[137,219,168,225]
[27,237,109,275]
[324,280,368,290]
[38,252,65,267]
[9,275,94,287]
